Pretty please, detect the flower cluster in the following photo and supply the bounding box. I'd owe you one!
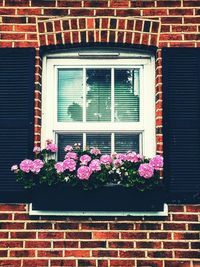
[12,140,163,191]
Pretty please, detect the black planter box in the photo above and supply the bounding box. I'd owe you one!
[31,185,165,212]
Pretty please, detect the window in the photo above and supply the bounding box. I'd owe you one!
[42,49,155,158]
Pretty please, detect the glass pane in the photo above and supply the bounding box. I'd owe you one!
[115,133,140,153]
[58,69,83,122]
[57,134,83,161]
[86,134,111,154]
[114,69,140,122]
[86,69,111,122]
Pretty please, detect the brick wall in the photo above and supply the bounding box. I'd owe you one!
[0,204,199,266]
[0,1,200,266]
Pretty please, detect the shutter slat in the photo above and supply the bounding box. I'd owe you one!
[162,48,200,200]
[0,48,35,193]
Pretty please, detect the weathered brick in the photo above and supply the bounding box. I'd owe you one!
[64,250,90,257]
[0,260,21,267]
[172,214,198,221]
[163,241,189,249]
[163,223,186,230]
[173,232,199,240]
[38,250,63,257]
[25,241,51,248]
[148,251,173,258]
[78,259,96,267]
[120,250,145,258]
[136,241,162,249]
[66,232,91,239]
[137,260,163,267]
[23,260,49,267]
[93,232,119,239]
[10,250,35,257]
[81,241,106,248]
[0,204,26,211]
[38,232,64,239]
[109,241,134,248]
[50,260,76,267]
[110,259,135,266]
[110,223,133,230]
[175,251,200,258]
[11,232,36,239]
[165,261,191,267]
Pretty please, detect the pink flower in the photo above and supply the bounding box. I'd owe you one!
[33,146,41,154]
[64,145,73,152]
[80,154,91,165]
[77,166,92,180]
[100,155,112,165]
[116,153,127,161]
[46,143,58,153]
[89,159,101,171]
[65,152,78,160]
[126,152,139,163]
[19,159,33,173]
[149,155,163,170]
[63,159,76,172]
[138,163,154,179]
[11,165,18,172]
[90,148,101,155]
[31,159,44,174]
[113,159,123,167]
[55,162,64,174]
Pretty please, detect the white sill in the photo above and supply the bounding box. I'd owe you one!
[29,203,168,217]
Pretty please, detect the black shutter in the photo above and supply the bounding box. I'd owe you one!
[162,48,200,202]
[0,48,35,201]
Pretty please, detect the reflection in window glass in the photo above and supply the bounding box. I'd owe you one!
[86,69,111,122]
[86,134,111,154]
[114,69,140,122]
[58,69,83,122]
[57,134,83,161]
[115,133,140,153]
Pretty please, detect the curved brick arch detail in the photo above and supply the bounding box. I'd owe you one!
[37,16,160,47]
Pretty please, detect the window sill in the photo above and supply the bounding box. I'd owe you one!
[29,203,168,217]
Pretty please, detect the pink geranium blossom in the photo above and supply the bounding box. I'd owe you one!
[11,165,18,172]
[89,159,101,171]
[31,159,44,174]
[33,146,41,154]
[113,159,123,167]
[116,153,127,161]
[126,152,139,163]
[55,162,64,174]
[19,159,34,173]
[149,155,163,170]
[64,145,73,152]
[63,159,76,172]
[138,163,154,179]
[77,166,92,180]
[80,154,91,165]
[46,143,58,153]
[90,148,101,155]
[100,155,112,165]
[65,152,78,160]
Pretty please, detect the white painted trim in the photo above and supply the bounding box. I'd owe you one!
[29,203,168,217]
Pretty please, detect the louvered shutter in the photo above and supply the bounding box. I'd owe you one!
[0,48,35,201]
[162,48,200,201]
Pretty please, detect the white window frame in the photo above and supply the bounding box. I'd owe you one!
[41,49,156,157]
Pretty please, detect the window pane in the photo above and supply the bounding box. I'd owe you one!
[114,69,140,122]
[57,134,83,160]
[86,69,111,122]
[115,133,140,153]
[58,69,83,122]
[86,134,111,154]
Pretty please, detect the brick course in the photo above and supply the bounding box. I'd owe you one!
[0,204,199,266]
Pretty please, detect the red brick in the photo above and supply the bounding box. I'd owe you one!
[31,0,55,6]
[110,260,135,266]
[0,222,24,229]
[148,251,172,258]
[53,241,78,248]
[191,242,200,249]
[98,260,109,267]
[161,17,182,24]
[169,42,195,47]
[5,0,29,6]
[193,262,200,267]
[17,8,42,15]
[0,232,8,238]
[165,261,191,267]
[3,16,27,23]
[110,223,133,230]
[135,223,161,230]
[65,232,91,239]
[186,205,200,212]
[169,9,193,15]
[38,232,64,239]
[81,241,106,248]
[11,232,36,239]
[0,204,26,211]
[163,241,189,249]
[183,0,200,6]
[136,241,162,249]
[157,0,181,7]
[58,1,82,7]
[163,223,186,230]
[51,260,76,267]
[149,232,171,239]
[0,250,7,257]
[26,222,52,229]
[188,223,200,231]
[175,251,200,258]
[0,8,15,14]
[172,214,198,221]
[10,250,35,257]
[70,9,94,16]
[44,9,69,16]
[14,25,37,32]
[121,232,147,239]
[0,260,21,267]
[78,259,96,267]
[120,250,145,258]
[110,0,129,7]
[137,260,163,267]
[84,0,108,7]
[0,241,23,248]
[184,17,200,24]
[13,41,38,48]
[25,241,51,248]
[93,250,118,257]
[96,9,114,16]
[174,232,199,240]
[116,9,140,16]
[109,241,134,248]
[38,250,62,257]
[93,232,119,239]
[160,34,182,41]
[54,223,79,230]
[143,9,167,16]
[168,205,184,212]
[23,260,49,267]
[0,213,12,220]
[64,250,90,257]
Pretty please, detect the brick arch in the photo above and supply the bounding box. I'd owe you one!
[37,16,160,47]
